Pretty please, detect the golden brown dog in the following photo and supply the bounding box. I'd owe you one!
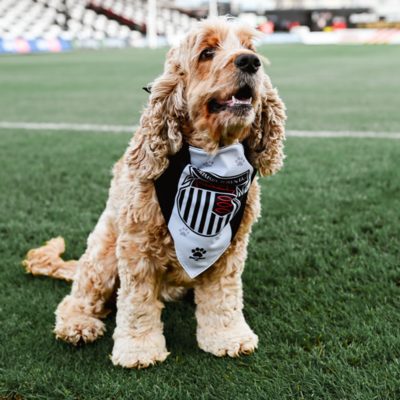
[23,16,286,369]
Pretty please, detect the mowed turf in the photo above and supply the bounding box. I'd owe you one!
[0,44,400,132]
[0,45,400,400]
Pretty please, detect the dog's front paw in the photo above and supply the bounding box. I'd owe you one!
[197,322,258,357]
[54,295,107,345]
[111,333,170,369]
[54,312,106,345]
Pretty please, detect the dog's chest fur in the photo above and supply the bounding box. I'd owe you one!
[111,156,261,285]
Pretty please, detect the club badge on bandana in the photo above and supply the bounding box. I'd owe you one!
[154,143,256,278]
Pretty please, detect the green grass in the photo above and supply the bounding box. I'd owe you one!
[1,45,400,399]
[0,45,399,131]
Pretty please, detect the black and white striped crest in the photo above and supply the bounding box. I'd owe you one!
[177,167,249,237]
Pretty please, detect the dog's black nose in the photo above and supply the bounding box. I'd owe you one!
[234,53,261,74]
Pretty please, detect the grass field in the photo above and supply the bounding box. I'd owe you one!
[1,45,400,132]
[0,45,400,400]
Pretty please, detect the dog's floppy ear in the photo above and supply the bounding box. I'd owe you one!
[245,74,286,177]
[125,47,186,181]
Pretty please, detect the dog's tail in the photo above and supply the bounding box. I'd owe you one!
[22,237,78,282]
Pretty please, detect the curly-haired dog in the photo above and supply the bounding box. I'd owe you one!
[23,16,286,369]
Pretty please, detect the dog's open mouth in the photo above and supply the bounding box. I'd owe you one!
[208,84,254,115]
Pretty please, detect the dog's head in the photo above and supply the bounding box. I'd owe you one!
[127,17,286,181]
[185,18,265,148]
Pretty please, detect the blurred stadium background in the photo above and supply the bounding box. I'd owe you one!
[1,0,400,53]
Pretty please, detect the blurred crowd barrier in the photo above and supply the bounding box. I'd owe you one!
[260,28,400,45]
[1,28,399,54]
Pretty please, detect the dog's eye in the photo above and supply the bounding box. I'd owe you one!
[199,48,215,61]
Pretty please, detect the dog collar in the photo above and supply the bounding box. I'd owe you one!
[154,142,256,278]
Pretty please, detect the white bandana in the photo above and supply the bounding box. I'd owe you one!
[155,143,255,278]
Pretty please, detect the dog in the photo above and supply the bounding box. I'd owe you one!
[23,16,286,369]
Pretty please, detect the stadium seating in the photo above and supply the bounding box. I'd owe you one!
[0,0,199,44]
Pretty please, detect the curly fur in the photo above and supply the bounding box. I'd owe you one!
[23,16,286,369]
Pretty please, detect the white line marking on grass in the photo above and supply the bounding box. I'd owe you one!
[0,122,139,133]
[0,122,399,139]
[286,130,400,139]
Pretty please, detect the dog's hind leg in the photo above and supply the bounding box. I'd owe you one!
[23,237,78,282]
[53,210,119,345]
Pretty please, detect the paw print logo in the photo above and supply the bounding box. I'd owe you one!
[190,248,207,261]
[235,157,245,166]
[203,160,214,167]
[214,234,221,242]
[179,227,189,237]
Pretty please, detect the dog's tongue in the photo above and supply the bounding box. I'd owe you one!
[220,96,252,107]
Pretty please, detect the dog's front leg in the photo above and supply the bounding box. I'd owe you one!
[111,233,169,369]
[194,243,258,358]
